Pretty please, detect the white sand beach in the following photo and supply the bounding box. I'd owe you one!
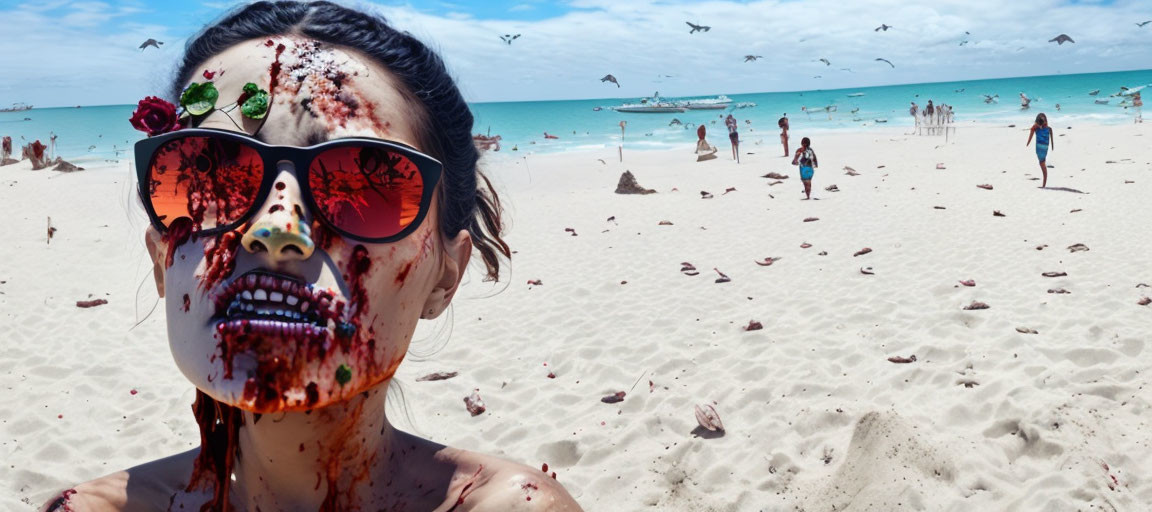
[2,122,1150,510]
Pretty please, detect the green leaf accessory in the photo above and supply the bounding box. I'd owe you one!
[239,82,270,120]
[179,82,220,116]
[335,364,352,386]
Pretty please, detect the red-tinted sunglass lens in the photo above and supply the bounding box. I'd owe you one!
[147,136,264,232]
[308,145,425,239]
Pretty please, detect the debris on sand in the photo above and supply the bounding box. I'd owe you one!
[993,210,1006,217]
[680,262,699,276]
[860,267,875,275]
[1042,271,1068,278]
[1048,288,1071,294]
[76,298,108,308]
[713,268,731,283]
[1016,327,1038,334]
[464,389,486,416]
[755,257,781,266]
[800,242,812,249]
[52,157,84,172]
[416,371,459,382]
[601,391,626,404]
[1067,243,1089,253]
[887,355,916,363]
[700,190,714,199]
[825,184,839,192]
[936,163,946,169]
[843,166,860,176]
[564,227,578,236]
[1138,297,1151,306]
[527,279,543,286]
[977,184,993,190]
[744,320,763,331]
[853,248,872,257]
[722,187,737,195]
[803,217,819,222]
[762,172,790,179]
[658,220,674,225]
[959,280,975,287]
[615,171,656,194]
[47,217,56,244]
[695,403,725,432]
[963,301,990,310]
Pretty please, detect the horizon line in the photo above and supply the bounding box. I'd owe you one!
[7,68,1150,110]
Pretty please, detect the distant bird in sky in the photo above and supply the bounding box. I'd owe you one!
[813,75,822,79]
[840,68,853,73]
[1049,34,1074,45]
[744,55,763,62]
[600,74,620,87]
[1136,21,1151,27]
[138,38,163,51]
[686,22,710,34]
[875,24,892,32]
[499,34,521,45]
[875,57,895,68]
[817,58,830,66]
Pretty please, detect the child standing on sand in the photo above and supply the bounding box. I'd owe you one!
[1025,113,1053,188]
[792,136,818,199]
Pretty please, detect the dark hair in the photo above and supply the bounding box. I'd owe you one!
[801,136,811,147]
[1035,113,1047,126]
[777,117,787,128]
[168,0,510,282]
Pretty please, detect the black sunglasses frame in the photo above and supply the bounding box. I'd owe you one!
[134,127,443,244]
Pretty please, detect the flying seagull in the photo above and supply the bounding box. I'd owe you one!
[1136,21,1151,27]
[600,74,620,88]
[875,24,892,32]
[686,22,710,34]
[744,55,764,62]
[840,68,853,73]
[875,57,895,68]
[817,58,830,66]
[499,34,521,45]
[813,75,822,79]
[1049,34,1074,45]
[138,38,163,51]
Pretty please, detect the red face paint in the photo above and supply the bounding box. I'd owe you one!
[163,217,194,268]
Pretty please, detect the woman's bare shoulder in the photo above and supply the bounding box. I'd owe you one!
[436,448,583,512]
[40,449,198,512]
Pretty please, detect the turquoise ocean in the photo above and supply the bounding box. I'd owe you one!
[2,69,1149,165]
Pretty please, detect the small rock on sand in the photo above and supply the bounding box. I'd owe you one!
[615,171,656,195]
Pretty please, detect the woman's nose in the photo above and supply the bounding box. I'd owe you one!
[241,167,315,261]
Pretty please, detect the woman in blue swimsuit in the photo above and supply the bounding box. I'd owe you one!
[791,136,818,199]
[1025,113,1054,187]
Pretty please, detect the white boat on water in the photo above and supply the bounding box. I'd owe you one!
[680,95,732,110]
[615,104,686,113]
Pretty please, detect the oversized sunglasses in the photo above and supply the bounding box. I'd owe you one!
[135,128,442,243]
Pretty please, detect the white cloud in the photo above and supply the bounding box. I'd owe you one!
[508,3,535,11]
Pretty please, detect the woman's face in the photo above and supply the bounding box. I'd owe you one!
[145,37,469,413]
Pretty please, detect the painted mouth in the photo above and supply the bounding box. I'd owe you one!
[212,270,344,339]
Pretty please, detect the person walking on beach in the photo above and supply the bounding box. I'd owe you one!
[725,113,739,162]
[1025,113,1054,188]
[791,136,818,199]
[1133,92,1143,123]
[778,116,790,157]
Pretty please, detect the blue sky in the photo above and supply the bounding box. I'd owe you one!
[0,0,1149,107]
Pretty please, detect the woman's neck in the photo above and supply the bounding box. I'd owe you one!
[229,386,396,510]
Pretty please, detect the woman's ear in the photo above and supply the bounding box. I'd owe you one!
[144,227,167,298]
[421,229,472,319]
